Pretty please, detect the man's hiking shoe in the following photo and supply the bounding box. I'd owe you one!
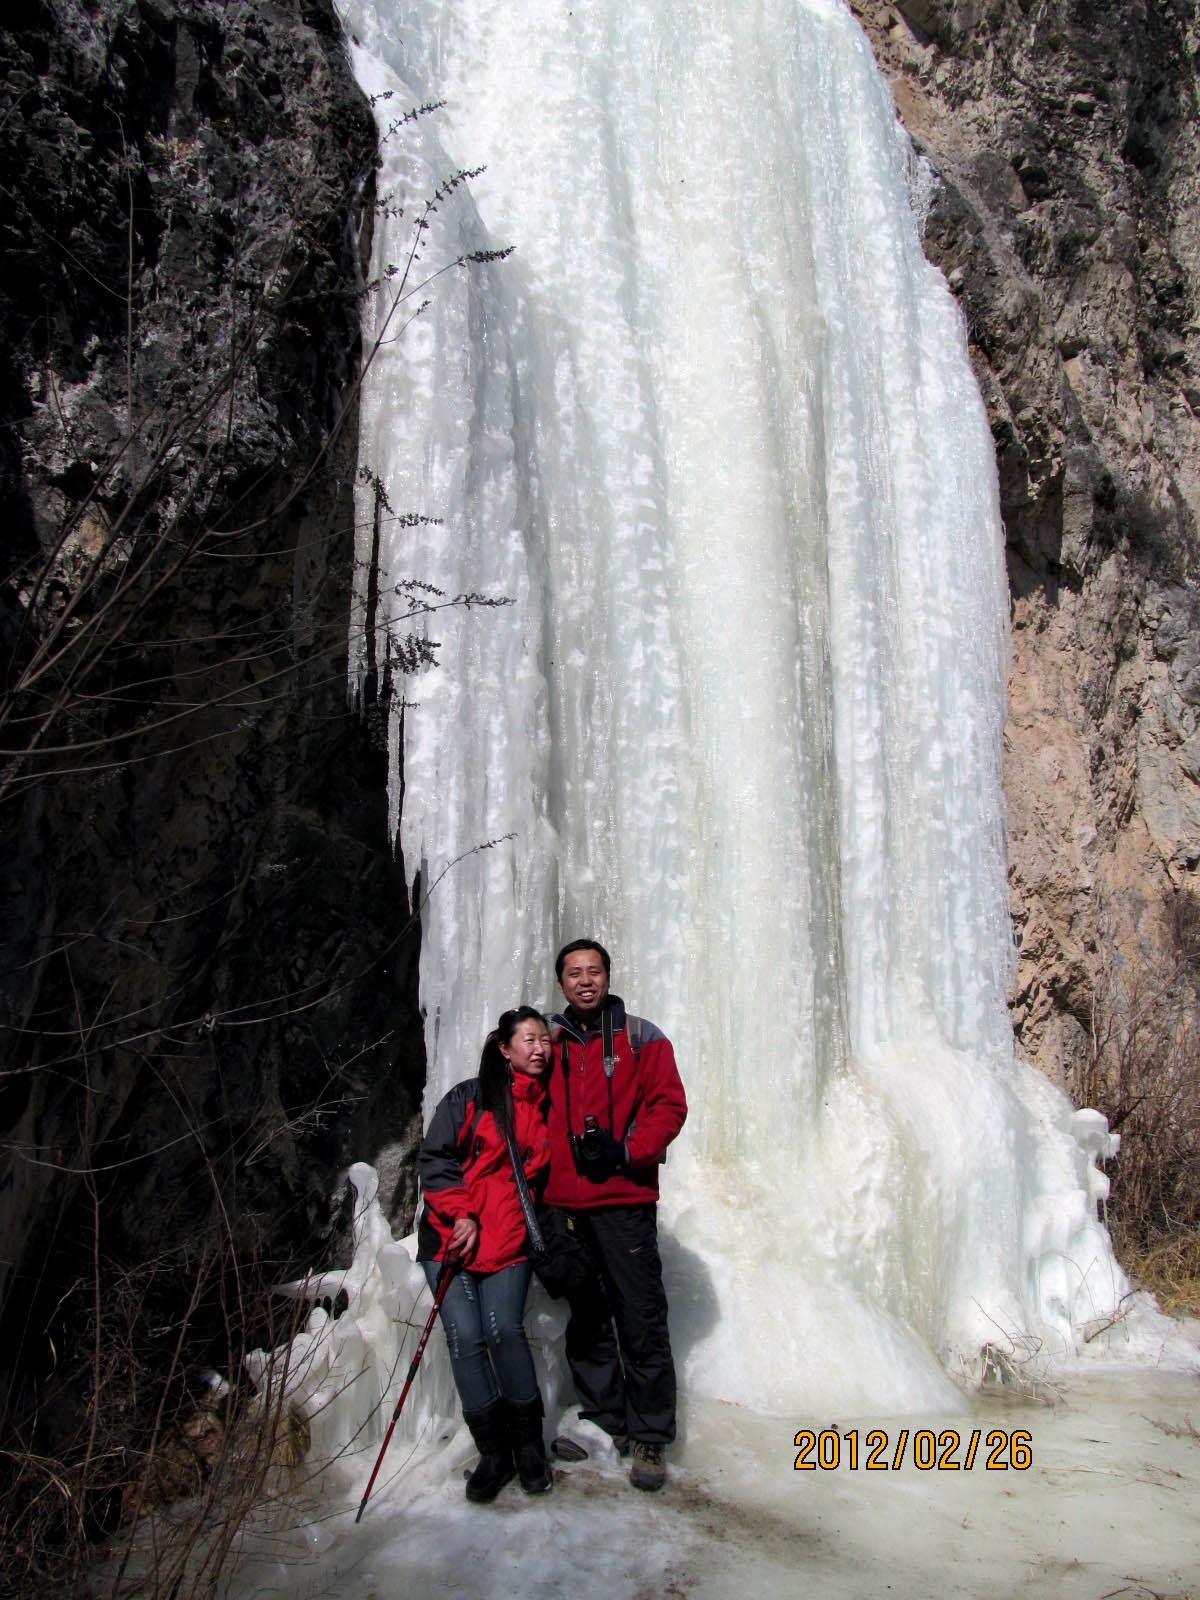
[551,1435,589,1462]
[629,1441,666,1491]
[609,1432,631,1458]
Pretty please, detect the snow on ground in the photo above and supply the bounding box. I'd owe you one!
[231,1366,1200,1600]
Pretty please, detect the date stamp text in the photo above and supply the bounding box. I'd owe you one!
[793,1427,1032,1471]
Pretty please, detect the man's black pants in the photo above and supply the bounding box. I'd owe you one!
[558,1202,676,1444]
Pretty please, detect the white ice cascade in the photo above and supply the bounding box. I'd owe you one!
[344,0,1126,1415]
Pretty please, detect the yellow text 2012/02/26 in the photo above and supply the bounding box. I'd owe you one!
[792,1427,1033,1471]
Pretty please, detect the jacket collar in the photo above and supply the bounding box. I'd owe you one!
[552,992,627,1044]
[510,1068,547,1103]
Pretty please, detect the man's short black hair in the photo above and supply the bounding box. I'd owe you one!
[555,939,611,980]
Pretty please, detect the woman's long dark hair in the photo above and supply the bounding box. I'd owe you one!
[479,1005,548,1144]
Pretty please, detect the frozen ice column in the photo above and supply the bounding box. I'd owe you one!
[345,0,1128,1415]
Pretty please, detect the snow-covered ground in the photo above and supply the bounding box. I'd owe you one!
[230,1367,1200,1600]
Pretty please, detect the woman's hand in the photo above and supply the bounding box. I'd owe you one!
[447,1215,479,1263]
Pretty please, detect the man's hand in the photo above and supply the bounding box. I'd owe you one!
[447,1215,479,1263]
[583,1129,628,1172]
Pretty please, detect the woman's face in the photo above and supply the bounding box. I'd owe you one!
[500,1020,551,1078]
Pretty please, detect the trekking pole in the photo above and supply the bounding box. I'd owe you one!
[354,1255,456,1523]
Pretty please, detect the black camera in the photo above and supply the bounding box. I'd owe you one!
[571,1115,605,1165]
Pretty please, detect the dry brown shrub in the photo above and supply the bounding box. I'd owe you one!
[1118,1226,1200,1318]
[1078,888,1200,1311]
[0,1239,322,1600]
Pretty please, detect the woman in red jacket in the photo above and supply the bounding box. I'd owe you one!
[417,1006,552,1502]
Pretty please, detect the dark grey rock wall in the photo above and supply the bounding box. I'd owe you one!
[0,0,424,1430]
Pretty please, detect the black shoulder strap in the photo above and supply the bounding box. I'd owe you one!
[628,1014,644,1058]
[601,1006,617,1130]
[601,1006,616,1077]
[503,1125,545,1253]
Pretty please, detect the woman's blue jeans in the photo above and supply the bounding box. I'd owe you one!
[423,1259,539,1415]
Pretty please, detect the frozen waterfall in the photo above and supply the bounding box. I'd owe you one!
[341,0,1125,1419]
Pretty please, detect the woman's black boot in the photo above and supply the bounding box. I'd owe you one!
[508,1396,552,1494]
[463,1401,515,1502]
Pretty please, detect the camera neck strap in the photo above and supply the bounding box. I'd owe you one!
[559,1008,617,1137]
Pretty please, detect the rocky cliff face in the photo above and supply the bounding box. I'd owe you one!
[0,0,424,1438]
[853,0,1200,1128]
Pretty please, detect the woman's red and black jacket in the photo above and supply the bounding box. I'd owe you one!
[416,1071,550,1273]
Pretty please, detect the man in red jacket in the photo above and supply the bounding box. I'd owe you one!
[546,939,687,1490]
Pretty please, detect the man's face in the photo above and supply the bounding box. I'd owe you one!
[558,948,609,1018]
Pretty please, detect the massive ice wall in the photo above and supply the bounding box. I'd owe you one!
[345,0,1125,1414]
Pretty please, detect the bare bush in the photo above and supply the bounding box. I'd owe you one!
[1076,887,1200,1306]
[0,1239,304,1599]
